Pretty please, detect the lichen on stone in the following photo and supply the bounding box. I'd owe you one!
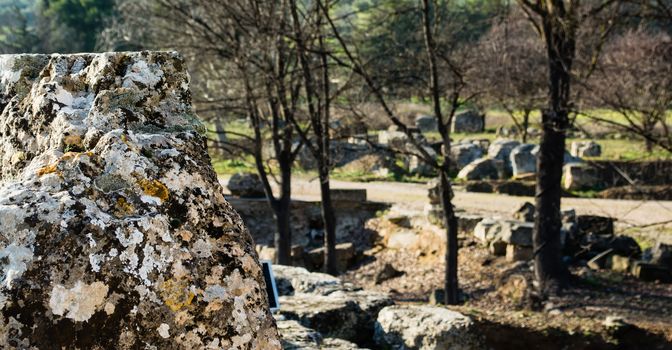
[0,52,280,349]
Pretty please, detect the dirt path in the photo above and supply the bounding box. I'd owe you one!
[220,176,672,228]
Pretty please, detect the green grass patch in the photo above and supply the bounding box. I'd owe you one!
[212,157,256,175]
[569,138,672,161]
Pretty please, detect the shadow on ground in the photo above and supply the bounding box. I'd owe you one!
[477,318,672,350]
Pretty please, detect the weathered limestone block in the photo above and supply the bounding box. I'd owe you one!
[450,142,483,170]
[457,158,502,180]
[278,291,393,344]
[0,52,279,349]
[374,305,485,350]
[451,110,484,133]
[227,172,266,198]
[273,265,343,296]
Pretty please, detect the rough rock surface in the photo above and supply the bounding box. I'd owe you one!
[374,305,485,350]
[0,52,279,349]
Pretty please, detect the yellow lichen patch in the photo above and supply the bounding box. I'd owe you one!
[177,230,193,242]
[36,163,59,176]
[63,134,83,147]
[60,152,80,162]
[160,278,195,312]
[138,179,170,202]
[114,197,134,217]
[10,151,25,165]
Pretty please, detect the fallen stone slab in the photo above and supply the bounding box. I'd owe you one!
[0,52,279,348]
[273,265,344,296]
[374,305,486,350]
[457,158,503,181]
[276,319,368,350]
[278,319,323,349]
[278,290,393,344]
[500,221,534,247]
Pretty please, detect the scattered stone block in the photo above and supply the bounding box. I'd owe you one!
[501,221,534,247]
[510,143,537,176]
[228,172,266,197]
[450,143,483,170]
[474,218,504,244]
[378,130,408,149]
[451,110,485,133]
[563,163,602,191]
[279,291,393,344]
[374,305,486,350]
[488,139,521,176]
[416,114,438,132]
[571,141,602,158]
[457,158,503,180]
[506,244,534,262]
[272,265,343,296]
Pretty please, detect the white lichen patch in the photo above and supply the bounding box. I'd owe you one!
[0,244,34,289]
[49,281,109,322]
[157,323,170,339]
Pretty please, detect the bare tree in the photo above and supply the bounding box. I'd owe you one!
[517,0,621,296]
[286,0,341,274]
[322,0,480,304]
[583,29,672,153]
[105,0,306,265]
[470,9,546,143]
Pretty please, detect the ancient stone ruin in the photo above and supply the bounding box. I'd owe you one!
[0,52,279,348]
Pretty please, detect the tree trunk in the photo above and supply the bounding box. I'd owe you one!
[534,5,574,295]
[420,0,459,304]
[273,158,293,265]
[522,109,530,143]
[440,169,459,304]
[319,165,338,275]
[534,109,568,294]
